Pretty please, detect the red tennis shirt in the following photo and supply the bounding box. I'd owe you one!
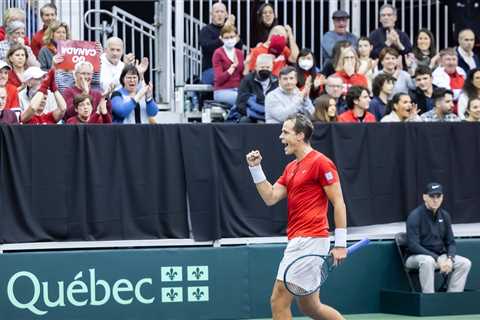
[276,149,339,239]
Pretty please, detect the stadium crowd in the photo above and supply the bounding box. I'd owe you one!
[199,2,480,123]
[1,2,480,125]
[0,3,158,125]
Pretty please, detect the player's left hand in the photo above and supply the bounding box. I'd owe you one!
[330,247,347,266]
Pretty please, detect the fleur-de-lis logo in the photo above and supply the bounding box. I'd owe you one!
[166,267,178,281]
[192,267,204,280]
[166,289,178,301]
[192,288,204,300]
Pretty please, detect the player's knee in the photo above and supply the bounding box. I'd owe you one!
[270,286,290,310]
[457,258,472,271]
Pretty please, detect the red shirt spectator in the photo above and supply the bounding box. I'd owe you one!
[63,87,112,120]
[31,3,58,57]
[0,26,29,45]
[337,109,376,123]
[7,69,22,88]
[212,46,244,90]
[67,112,112,124]
[249,44,291,77]
[335,71,368,93]
[24,111,56,124]
[31,26,47,57]
[5,83,19,109]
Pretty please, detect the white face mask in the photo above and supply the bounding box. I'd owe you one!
[223,38,237,49]
[298,58,314,71]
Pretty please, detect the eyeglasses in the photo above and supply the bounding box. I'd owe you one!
[327,84,343,89]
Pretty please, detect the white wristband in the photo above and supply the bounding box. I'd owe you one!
[334,228,347,248]
[248,164,266,184]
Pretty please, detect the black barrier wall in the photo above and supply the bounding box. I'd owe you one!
[1,123,480,243]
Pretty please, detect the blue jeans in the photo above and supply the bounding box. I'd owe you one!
[213,88,238,108]
[201,68,214,85]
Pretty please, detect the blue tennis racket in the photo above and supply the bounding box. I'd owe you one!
[283,238,370,296]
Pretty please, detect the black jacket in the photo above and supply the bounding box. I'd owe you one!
[406,204,456,260]
[456,47,480,74]
[409,85,439,115]
[236,72,278,116]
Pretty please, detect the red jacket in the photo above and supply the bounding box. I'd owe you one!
[31,26,47,57]
[67,112,112,124]
[338,109,376,123]
[212,47,244,91]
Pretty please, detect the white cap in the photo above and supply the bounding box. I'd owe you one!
[23,67,47,81]
[0,60,11,70]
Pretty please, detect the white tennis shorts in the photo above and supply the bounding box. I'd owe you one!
[276,236,330,282]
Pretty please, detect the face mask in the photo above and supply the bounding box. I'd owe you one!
[257,70,271,80]
[223,38,237,49]
[298,59,314,71]
[268,35,286,56]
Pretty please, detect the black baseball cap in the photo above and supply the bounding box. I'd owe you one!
[424,182,443,195]
[332,10,350,19]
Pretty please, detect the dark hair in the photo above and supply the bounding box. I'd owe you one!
[378,47,399,65]
[120,64,140,87]
[357,36,371,45]
[414,65,432,78]
[372,73,396,96]
[285,113,314,143]
[331,40,353,69]
[296,48,317,90]
[40,3,57,16]
[466,97,480,118]
[73,93,93,109]
[313,94,337,122]
[462,68,480,99]
[412,29,436,60]
[385,92,410,114]
[432,88,453,106]
[279,65,297,78]
[346,86,369,109]
[6,43,28,66]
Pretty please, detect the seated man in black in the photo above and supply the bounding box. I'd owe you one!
[409,65,438,115]
[406,182,472,293]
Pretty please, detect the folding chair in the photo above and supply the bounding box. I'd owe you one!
[394,232,448,292]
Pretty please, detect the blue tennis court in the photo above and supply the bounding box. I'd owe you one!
[251,314,480,319]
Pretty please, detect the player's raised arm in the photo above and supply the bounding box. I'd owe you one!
[246,150,287,206]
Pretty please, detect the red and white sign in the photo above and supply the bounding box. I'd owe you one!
[56,40,101,71]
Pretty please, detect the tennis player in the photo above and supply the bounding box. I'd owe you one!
[246,113,347,320]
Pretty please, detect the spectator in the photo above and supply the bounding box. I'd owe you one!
[212,24,244,107]
[381,92,421,122]
[458,68,480,119]
[0,21,39,67]
[0,60,19,110]
[325,74,347,113]
[6,43,29,89]
[265,66,314,123]
[235,53,278,122]
[420,88,460,122]
[370,73,395,121]
[409,65,438,114]
[111,64,158,124]
[295,48,325,99]
[63,61,113,120]
[338,85,375,122]
[357,37,377,91]
[199,2,238,85]
[31,3,57,57]
[464,97,480,122]
[322,40,352,76]
[245,25,299,77]
[0,8,30,45]
[67,93,111,124]
[38,21,70,71]
[411,29,439,70]
[20,70,66,124]
[313,94,337,122]
[376,47,415,96]
[100,36,135,92]
[18,67,58,118]
[321,10,358,64]
[369,4,412,59]
[456,29,480,74]
[406,182,472,294]
[334,47,368,93]
[0,87,17,124]
[251,2,278,48]
[432,48,465,103]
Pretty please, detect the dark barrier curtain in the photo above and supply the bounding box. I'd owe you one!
[181,123,480,240]
[0,125,189,243]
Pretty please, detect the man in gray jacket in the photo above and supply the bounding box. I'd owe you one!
[265,66,314,123]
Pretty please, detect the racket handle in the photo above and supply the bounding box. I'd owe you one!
[347,238,370,255]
